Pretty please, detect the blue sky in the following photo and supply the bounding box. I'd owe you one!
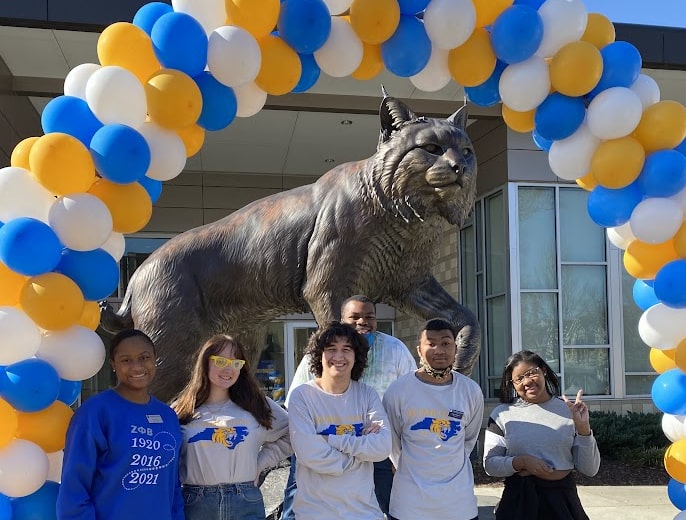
[583,0,686,29]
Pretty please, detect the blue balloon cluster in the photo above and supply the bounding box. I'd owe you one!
[133,1,173,36]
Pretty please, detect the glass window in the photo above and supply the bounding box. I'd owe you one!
[625,374,657,395]
[518,187,557,290]
[563,348,610,396]
[460,225,477,312]
[256,323,287,404]
[561,265,608,346]
[487,295,508,382]
[485,193,506,295]
[520,292,559,371]
[560,188,605,263]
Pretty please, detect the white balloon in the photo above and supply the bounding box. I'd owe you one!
[0,167,54,223]
[410,47,451,92]
[0,307,42,365]
[101,232,126,261]
[323,0,351,15]
[64,63,101,100]
[0,439,49,498]
[630,198,683,244]
[49,194,113,251]
[423,0,476,50]
[314,17,364,78]
[86,66,147,128]
[536,0,588,58]
[499,56,550,112]
[37,326,106,381]
[676,509,686,520]
[630,73,661,109]
[138,122,187,181]
[548,122,600,181]
[208,26,261,88]
[606,222,636,250]
[235,82,268,118]
[663,414,686,443]
[172,0,225,36]
[587,87,643,140]
[638,303,686,350]
[47,450,63,483]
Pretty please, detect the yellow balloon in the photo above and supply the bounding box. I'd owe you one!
[576,172,597,192]
[16,401,73,453]
[177,124,205,158]
[591,136,645,189]
[10,136,39,170]
[29,132,96,196]
[624,239,679,280]
[581,13,616,49]
[633,100,686,153]
[550,41,603,97]
[674,222,686,258]
[0,398,18,449]
[79,301,101,331]
[448,28,496,87]
[145,69,203,131]
[88,179,153,233]
[225,0,280,39]
[665,439,686,482]
[255,35,301,96]
[351,42,384,81]
[349,0,400,45]
[501,104,535,133]
[97,22,160,84]
[0,261,28,306]
[473,0,513,28]
[651,347,677,374]
[20,273,85,331]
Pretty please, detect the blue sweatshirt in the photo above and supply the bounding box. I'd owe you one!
[57,389,184,520]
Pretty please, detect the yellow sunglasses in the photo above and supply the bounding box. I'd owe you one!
[209,356,245,370]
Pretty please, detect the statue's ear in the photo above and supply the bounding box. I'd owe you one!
[447,104,468,129]
[379,96,417,143]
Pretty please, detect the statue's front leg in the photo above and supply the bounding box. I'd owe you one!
[392,277,481,376]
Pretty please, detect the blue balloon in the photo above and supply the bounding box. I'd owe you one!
[1,359,60,412]
[138,176,163,204]
[668,478,686,511]
[397,0,430,15]
[632,278,658,311]
[382,16,432,78]
[465,61,506,107]
[151,12,208,77]
[490,5,543,64]
[532,130,552,151]
[0,217,62,276]
[90,124,151,184]
[41,96,103,148]
[11,481,60,520]
[278,0,331,54]
[293,54,321,93]
[133,2,173,36]
[653,369,686,415]
[0,494,9,519]
[57,378,82,406]
[636,150,686,198]
[56,248,120,301]
[587,183,643,228]
[514,0,545,8]
[677,137,686,156]
[590,41,642,96]
[534,93,585,141]
[194,72,237,132]
[655,260,686,309]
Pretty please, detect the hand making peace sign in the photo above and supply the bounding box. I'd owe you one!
[562,389,592,436]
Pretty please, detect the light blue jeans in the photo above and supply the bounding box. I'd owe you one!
[183,482,266,520]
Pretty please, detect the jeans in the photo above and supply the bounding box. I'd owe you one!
[280,455,393,519]
[183,482,266,520]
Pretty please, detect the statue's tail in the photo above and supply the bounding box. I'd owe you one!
[99,291,134,334]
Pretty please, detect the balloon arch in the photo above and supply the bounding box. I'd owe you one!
[1,0,686,515]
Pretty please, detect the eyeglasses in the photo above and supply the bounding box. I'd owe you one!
[509,367,541,386]
[209,356,245,370]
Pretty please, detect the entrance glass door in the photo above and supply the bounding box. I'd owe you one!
[284,321,318,391]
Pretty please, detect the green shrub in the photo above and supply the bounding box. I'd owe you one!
[589,411,668,467]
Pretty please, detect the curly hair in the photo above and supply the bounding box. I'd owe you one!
[499,350,561,404]
[171,334,273,428]
[109,329,155,360]
[306,322,369,381]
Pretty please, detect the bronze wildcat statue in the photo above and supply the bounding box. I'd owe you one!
[101,95,480,401]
